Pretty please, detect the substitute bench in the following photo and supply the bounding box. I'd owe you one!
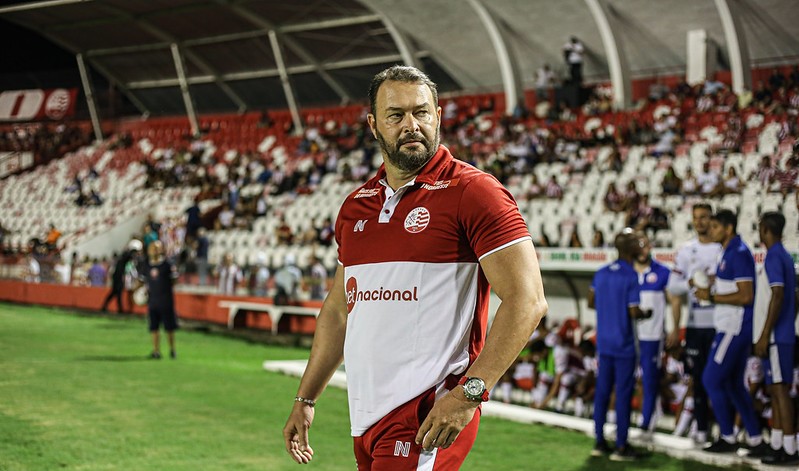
[218,300,320,334]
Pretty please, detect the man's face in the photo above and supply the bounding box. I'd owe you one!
[692,208,711,236]
[636,235,651,264]
[758,222,768,247]
[368,80,441,173]
[708,220,728,244]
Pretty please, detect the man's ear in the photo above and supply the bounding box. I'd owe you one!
[367,113,377,139]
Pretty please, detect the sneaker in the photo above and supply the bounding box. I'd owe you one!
[590,441,612,457]
[610,444,645,462]
[744,441,771,459]
[639,430,655,443]
[704,439,739,453]
[692,431,709,447]
[148,351,162,360]
[170,350,176,359]
[761,448,799,465]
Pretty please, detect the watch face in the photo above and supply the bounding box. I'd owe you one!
[464,378,486,398]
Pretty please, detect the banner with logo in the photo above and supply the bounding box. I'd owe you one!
[0,88,78,122]
[0,151,34,178]
[536,248,796,273]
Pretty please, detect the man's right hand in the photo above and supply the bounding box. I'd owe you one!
[282,402,315,464]
[666,330,681,349]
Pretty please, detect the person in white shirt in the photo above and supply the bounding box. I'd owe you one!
[633,232,674,434]
[535,64,555,102]
[563,37,584,84]
[666,203,722,445]
[697,162,720,195]
[216,253,241,295]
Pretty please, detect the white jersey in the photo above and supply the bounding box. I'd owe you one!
[667,238,722,329]
[636,261,671,341]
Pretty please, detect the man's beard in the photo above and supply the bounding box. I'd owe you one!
[637,253,651,264]
[375,127,439,173]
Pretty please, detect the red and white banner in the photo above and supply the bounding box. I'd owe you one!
[0,88,78,122]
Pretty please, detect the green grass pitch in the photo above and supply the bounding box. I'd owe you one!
[0,302,734,470]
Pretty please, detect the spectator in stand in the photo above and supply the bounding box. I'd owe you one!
[252,252,271,297]
[217,253,242,295]
[545,175,563,200]
[697,162,720,196]
[694,210,766,455]
[622,181,640,211]
[142,222,159,249]
[273,254,302,305]
[604,183,625,213]
[317,217,334,247]
[754,212,798,465]
[526,174,544,200]
[275,216,294,245]
[562,36,584,85]
[567,230,583,248]
[535,64,555,102]
[591,230,606,248]
[88,258,107,287]
[307,255,328,301]
[185,197,202,242]
[25,251,40,283]
[750,155,777,188]
[589,229,650,461]
[255,189,269,218]
[738,86,754,110]
[216,203,234,230]
[661,166,683,195]
[45,223,61,250]
[721,166,743,195]
[778,157,799,196]
[681,168,699,195]
[626,194,654,230]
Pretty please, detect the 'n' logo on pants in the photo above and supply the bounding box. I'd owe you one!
[393,440,411,457]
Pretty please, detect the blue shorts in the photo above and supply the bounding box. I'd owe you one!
[764,343,795,385]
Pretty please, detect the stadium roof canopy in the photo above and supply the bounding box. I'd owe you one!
[1,0,798,118]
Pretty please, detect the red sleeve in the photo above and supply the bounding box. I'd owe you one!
[458,173,531,260]
[335,211,345,264]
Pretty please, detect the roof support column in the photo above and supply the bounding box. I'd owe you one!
[76,53,103,142]
[584,0,632,109]
[467,0,522,116]
[268,30,304,136]
[170,43,199,137]
[714,0,751,94]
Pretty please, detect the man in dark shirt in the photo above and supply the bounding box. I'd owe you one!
[101,240,142,313]
[141,240,179,359]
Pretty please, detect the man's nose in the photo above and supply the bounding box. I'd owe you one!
[400,113,421,133]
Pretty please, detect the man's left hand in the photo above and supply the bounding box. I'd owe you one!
[414,388,479,451]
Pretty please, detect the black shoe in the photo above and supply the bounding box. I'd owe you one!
[591,441,612,457]
[170,350,176,359]
[704,439,739,453]
[610,444,646,462]
[761,448,799,465]
[148,351,162,360]
[745,441,771,459]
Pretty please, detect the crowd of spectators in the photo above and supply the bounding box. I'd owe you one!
[0,123,90,163]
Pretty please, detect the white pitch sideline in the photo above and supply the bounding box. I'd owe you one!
[265,360,774,470]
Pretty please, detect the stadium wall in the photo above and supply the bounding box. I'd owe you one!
[0,280,321,334]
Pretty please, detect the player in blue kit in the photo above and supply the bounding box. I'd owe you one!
[588,229,651,461]
[754,212,798,465]
[694,210,766,455]
[633,232,673,436]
